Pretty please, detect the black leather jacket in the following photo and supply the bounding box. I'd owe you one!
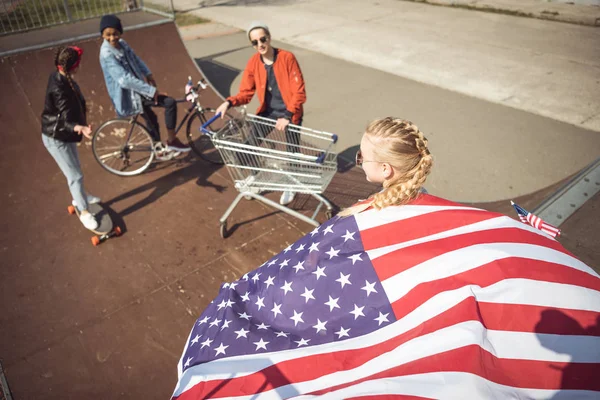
[41,72,87,143]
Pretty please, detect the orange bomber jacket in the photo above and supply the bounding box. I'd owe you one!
[226,49,306,125]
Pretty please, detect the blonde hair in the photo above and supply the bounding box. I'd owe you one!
[338,117,433,217]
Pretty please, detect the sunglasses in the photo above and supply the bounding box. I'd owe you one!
[251,36,268,47]
[355,149,380,166]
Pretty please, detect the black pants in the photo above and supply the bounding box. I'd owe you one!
[241,113,302,175]
[257,112,301,153]
[141,95,177,142]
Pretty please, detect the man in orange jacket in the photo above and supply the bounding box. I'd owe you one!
[216,21,306,206]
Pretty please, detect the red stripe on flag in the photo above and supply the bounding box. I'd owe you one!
[373,227,568,282]
[360,209,499,252]
[389,256,600,321]
[173,297,597,399]
[306,345,600,397]
[174,298,484,399]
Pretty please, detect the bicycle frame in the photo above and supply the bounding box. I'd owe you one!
[122,98,207,149]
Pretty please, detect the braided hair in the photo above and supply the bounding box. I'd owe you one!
[54,46,85,113]
[339,117,433,217]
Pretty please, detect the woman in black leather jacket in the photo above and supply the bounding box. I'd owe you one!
[41,46,100,230]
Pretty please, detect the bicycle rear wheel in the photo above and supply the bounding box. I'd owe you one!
[186,109,224,165]
[92,118,155,176]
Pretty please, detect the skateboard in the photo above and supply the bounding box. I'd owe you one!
[67,202,121,246]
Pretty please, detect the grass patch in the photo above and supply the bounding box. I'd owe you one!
[145,2,209,26]
[174,12,210,26]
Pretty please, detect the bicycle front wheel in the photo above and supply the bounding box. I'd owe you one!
[92,118,155,176]
[186,109,224,165]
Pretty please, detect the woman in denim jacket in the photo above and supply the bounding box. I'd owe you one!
[98,14,190,152]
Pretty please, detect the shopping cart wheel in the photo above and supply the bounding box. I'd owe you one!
[220,221,229,239]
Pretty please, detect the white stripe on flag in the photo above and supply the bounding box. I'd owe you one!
[354,205,484,231]
[223,321,600,400]
[172,280,597,397]
[290,372,600,400]
[382,242,598,304]
[366,215,554,261]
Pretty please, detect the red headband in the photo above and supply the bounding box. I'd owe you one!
[57,46,84,73]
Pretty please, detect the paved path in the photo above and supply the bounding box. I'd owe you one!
[176,0,600,133]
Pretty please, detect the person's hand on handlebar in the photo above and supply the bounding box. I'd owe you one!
[216,101,230,119]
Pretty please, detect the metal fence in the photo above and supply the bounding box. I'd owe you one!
[0,0,174,35]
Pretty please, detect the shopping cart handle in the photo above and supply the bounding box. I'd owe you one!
[332,134,338,144]
[200,112,221,134]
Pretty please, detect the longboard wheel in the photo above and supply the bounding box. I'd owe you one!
[91,236,100,246]
[114,226,122,236]
[67,205,76,215]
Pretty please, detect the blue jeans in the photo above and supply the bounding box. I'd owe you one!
[42,134,89,211]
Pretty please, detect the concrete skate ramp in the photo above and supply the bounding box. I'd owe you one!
[0,17,597,400]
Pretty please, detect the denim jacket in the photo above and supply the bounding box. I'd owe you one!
[99,39,156,117]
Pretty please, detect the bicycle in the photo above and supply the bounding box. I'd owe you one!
[92,77,229,176]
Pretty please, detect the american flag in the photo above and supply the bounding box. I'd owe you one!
[172,194,599,399]
[511,201,561,238]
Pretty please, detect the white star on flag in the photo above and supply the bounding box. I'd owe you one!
[336,272,352,288]
[322,225,334,235]
[184,357,193,367]
[200,338,213,348]
[214,343,228,356]
[190,334,200,345]
[220,319,231,330]
[238,311,251,320]
[293,261,305,273]
[324,296,340,312]
[240,292,250,302]
[234,328,249,339]
[335,326,351,338]
[342,230,356,242]
[348,253,362,265]
[350,304,365,320]
[312,319,327,333]
[362,280,378,297]
[281,281,293,295]
[254,338,269,351]
[255,296,266,310]
[300,287,315,303]
[312,266,326,280]
[256,322,270,330]
[271,302,283,317]
[325,247,340,259]
[295,338,310,347]
[197,316,209,325]
[264,276,275,288]
[295,243,305,253]
[375,311,390,326]
[290,310,304,326]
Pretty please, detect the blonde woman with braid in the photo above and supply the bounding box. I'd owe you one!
[338,117,433,217]
[41,46,101,230]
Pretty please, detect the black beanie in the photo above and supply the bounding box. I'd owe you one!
[100,14,123,34]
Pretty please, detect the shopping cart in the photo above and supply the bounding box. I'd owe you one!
[201,112,338,238]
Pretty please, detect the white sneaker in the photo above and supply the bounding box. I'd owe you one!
[280,190,296,205]
[79,212,99,230]
[72,194,101,209]
[87,194,101,204]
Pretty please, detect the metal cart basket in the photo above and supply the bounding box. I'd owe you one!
[201,112,338,238]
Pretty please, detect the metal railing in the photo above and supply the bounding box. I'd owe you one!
[0,0,174,35]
